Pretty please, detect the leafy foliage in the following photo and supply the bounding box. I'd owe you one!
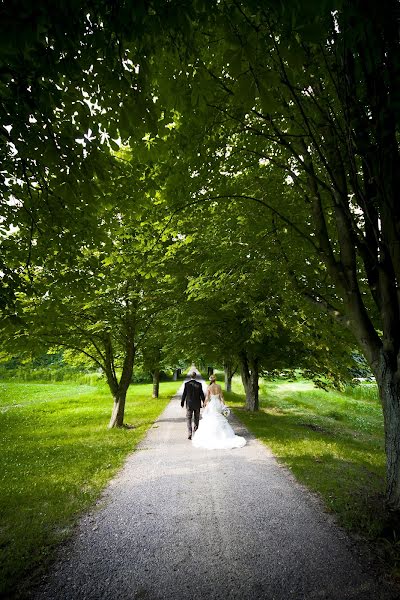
[2,1,400,502]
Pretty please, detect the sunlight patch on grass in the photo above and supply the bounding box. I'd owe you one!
[268,380,316,394]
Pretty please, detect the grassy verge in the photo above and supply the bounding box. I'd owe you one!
[0,380,178,599]
[225,377,400,577]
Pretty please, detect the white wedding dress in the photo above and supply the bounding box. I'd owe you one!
[192,394,246,450]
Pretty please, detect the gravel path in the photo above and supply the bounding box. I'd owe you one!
[34,379,397,600]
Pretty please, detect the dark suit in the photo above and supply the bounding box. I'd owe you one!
[181,379,205,436]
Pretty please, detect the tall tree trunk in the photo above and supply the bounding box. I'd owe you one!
[152,368,160,398]
[172,369,178,381]
[224,360,237,392]
[107,335,135,429]
[108,389,127,429]
[376,350,400,509]
[239,352,259,411]
[225,368,232,392]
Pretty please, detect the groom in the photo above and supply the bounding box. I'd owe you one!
[181,371,205,439]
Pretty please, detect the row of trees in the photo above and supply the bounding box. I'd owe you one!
[2,146,190,427]
[2,1,400,508]
[155,0,400,508]
[1,138,351,421]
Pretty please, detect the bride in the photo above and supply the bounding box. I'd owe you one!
[192,375,246,450]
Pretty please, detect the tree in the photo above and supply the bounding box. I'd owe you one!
[141,343,163,398]
[165,189,353,410]
[3,149,181,427]
[0,0,191,310]
[4,0,400,508]
[145,0,400,509]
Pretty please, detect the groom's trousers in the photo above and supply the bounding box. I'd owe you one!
[186,407,200,435]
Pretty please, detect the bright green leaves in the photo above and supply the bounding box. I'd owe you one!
[1,0,392,390]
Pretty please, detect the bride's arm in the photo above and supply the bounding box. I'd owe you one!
[219,386,225,404]
[204,387,210,405]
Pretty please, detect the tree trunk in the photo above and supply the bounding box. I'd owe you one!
[377,350,400,509]
[108,389,127,428]
[152,369,160,398]
[224,360,237,392]
[172,369,178,381]
[106,335,135,429]
[239,352,259,411]
[225,370,232,392]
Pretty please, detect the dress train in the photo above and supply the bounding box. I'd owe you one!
[192,394,246,450]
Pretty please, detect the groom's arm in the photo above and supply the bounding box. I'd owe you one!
[181,383,187,407]
[200,387,205,405]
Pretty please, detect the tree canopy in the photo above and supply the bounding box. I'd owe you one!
[2,0,400,508]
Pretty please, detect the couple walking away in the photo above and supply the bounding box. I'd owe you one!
[181,371,246,449]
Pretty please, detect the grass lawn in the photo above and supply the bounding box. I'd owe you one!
[0,380,179,599]
[224,377,400,575]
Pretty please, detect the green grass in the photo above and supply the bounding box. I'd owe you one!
[0,380,179,599]
[225,378,395,566]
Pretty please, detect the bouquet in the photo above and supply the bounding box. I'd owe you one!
[221,406,230,418]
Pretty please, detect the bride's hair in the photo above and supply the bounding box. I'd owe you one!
[209,374,216,383]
